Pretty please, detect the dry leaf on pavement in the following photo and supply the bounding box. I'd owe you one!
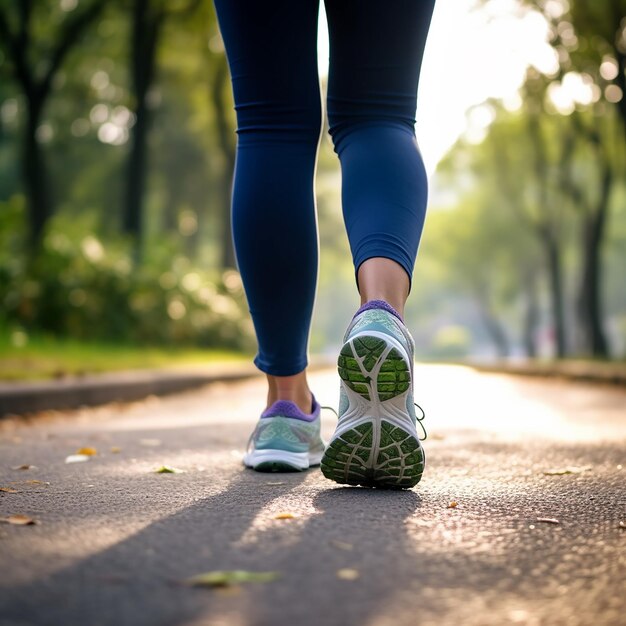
[0,514,38,525]
[76,447,97,456]
[155,465,184,474]
[336,568,360,581]
[65,454,90,464]
[11,465,35,471]
[183,570,279,588]
[0,487,19,493]
[447,501,458,508]
[273,512,298,520]
[542,466,591,476]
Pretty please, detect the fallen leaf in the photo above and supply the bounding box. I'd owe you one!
[110,447,122,454]
[536,517,560,524]
[330,540,353,551]
[184,570,279,588]
[0,487,19,493]
[24,480,49,486]
[542,466,592,476]
[447,501,458,509]
[76,447,97,456]
[140,439,161,447]
[11,465,35,471]
[155,465,184,474]
[65,454,90,464]
[336,568,360,581]
[273,512,298,520]
[0,514,38,526]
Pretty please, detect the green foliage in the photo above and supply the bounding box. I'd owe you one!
[0,197,254,350]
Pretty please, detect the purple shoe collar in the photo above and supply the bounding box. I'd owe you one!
[353,299,404,323]
[261,394,320,422]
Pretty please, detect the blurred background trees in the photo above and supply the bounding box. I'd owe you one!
[410,0,626,361]
[0,0,624,365]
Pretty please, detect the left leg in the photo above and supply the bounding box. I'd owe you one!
[212,0,326,472]
[212,0,323,415]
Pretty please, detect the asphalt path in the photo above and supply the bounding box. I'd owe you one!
[0,364,624,626]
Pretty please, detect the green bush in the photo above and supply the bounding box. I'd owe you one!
[0,197,254,350]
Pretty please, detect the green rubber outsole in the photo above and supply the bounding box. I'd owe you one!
[320,421,424,489]
[338,336,410,401]
[323,333,424,489]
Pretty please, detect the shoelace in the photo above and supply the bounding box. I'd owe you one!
[320,405,338,418]
[322,404,428,441]
[414,402,427,441]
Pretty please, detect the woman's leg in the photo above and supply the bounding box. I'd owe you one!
[319,0,435,487]
[324,0,436,306]
[212,0,322,413]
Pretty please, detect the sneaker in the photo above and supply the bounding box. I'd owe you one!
[321,300,426,488]
[243,395,325,472]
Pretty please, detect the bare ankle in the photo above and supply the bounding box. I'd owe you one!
[266,371,313,414]
[357,257,409,317]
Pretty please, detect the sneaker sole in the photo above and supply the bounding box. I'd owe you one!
[244,449,323,473]
[321,333,425,489]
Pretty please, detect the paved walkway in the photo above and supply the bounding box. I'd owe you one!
[1,365,624,626]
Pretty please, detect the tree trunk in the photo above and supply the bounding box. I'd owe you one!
[526,113,568,357]
[577,169,611,357]
[123,0,164,264]
[123,96,149,259]
[473,284,510,358]
[23,98,51,251]
[544,232,567,358]
[522,267,539,358]
[478,304,510,359]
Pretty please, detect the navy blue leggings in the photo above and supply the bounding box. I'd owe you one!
[213,0,435,376]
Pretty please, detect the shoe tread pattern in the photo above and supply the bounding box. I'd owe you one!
[323,334,424,489]
[321,422,424,489]
[337,336,410,402]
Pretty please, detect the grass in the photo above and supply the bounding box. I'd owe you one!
[0,333,251,382]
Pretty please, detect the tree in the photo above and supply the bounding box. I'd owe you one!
[0,0,108,251]
[430,141,545,358]
[481,0,626,356]
[123,0,201,263]
[524,0,626,356]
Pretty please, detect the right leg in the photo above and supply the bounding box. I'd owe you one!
[212,0,322,414]
[320,0,435,488]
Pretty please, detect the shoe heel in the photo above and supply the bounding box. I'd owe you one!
[322,332,424,489]
[321,421,424,488]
